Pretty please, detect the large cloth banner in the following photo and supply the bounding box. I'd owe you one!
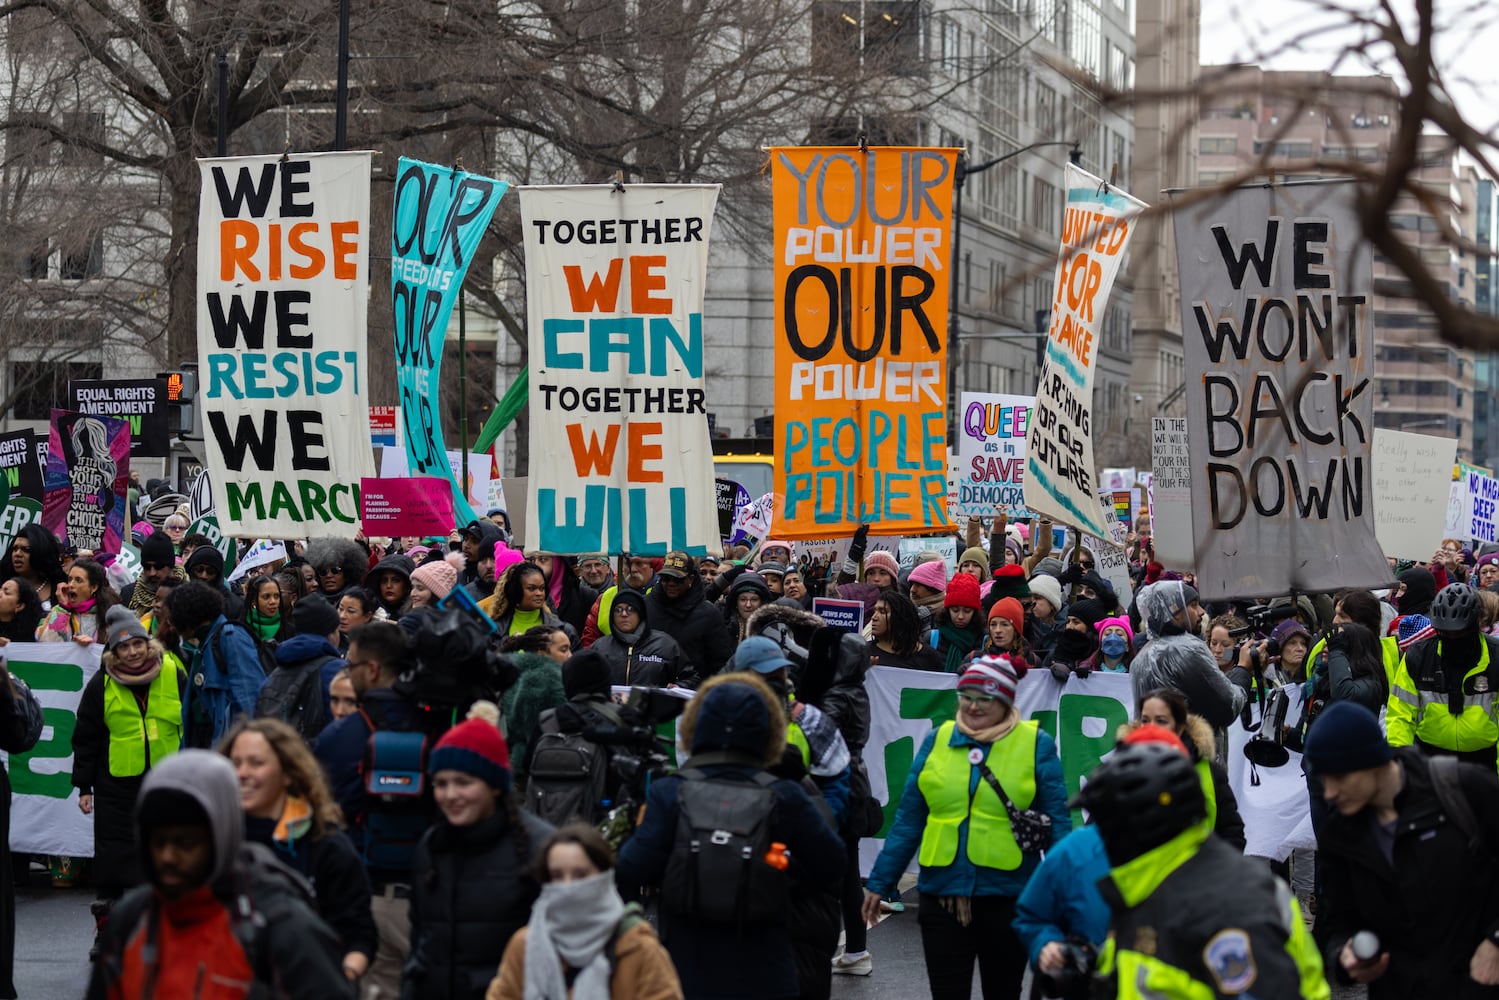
[42,409,130,557]
[1372,430,1457,561]
[1025,166,1144,538]
[957,393,1034,516]
[196,151,376,536]
[0,429,43,552]
[859,666,1312,873]
[391,158,510,526]
[771,147,957,539]
[2,642,102,855]
[522,185,721,555]
[1173,180,1388,599]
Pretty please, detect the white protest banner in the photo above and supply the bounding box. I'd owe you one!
[522,185,720,555]
[1025,166,1145,538]
[1447,480,1470,540]
[957,393,1034,517]
[1172,180,1387,600]
[1465,470,1499,545]
[197,152,376,535]
[1224,686,1315,861]
[1372,430,1457,561]
[1150,417,1194,570]
[898,536,957,572]
[2,642,101,854]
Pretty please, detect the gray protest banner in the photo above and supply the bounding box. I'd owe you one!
[1170,180,1390,599]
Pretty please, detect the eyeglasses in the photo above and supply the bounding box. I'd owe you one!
[1080,561,1095,570]
[346,658,376,672]
[958,693,998,705]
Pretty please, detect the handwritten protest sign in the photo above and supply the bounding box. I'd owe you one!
[0,430,42,551]
[392,159,509,525]
[1372,430,1456,561]
[42,410,129,557]
[523,185,721,554]
[957,393,1033,516]
[1025,166,1143,537]
[1172,180,1388,599]
[67,379,169,457]
[1466,470,1499,545]
[196,152,375,534]
[771,146,957,538]
[361,477,456,537]
[1150,417,1194,570]
[1447,481,1469,539]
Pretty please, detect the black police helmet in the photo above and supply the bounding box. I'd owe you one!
[1430,582,1480,631]
[1072,743,1206,866]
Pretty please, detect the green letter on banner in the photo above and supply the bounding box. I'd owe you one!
[8,659,84,799]
[1059,692,1129,824]
[878,687,958,837]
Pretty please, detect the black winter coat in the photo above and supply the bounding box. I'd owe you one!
[646,575,734,678]
[402,807,553,1000]
[591,628,689,687]
[0,672,43,998]
[1316,748,1499,999]
[245,814,378,962]
[70,666,188,893]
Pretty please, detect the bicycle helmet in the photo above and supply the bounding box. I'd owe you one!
[1429,582,1480,631]
[1072,743,1205,865]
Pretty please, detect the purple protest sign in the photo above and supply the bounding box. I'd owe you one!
[361,477,456,536]
[42,409,131,557]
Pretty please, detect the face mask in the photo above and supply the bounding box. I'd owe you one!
[1100,635,1129,659]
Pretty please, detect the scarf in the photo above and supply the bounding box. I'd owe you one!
[105,650,163,687]
[64,596,97,615]
[245,607,282,642]
[128,578,158,616]
[937,620,983,674]
[523,870,624,1000]
[955,707,1017,746]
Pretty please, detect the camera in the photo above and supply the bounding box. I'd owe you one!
[398,605,515,727]
[1037,937,1096,999]
[1227,603,1300,640]
[583,688,688,845]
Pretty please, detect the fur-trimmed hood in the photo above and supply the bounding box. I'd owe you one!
[746,601,824,641]
[1116,713,1214,761]
[678,671,787,766]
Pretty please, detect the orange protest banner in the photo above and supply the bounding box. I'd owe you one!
[771,146,958,539]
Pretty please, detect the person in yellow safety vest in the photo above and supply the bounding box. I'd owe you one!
[1302,589,1402,705]
[862,656,1071,999]
[1387,583,1499,769]
[69,605,188,946]
[1077,742,1330,999]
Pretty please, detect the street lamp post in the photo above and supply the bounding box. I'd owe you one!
[947,141,1081,443]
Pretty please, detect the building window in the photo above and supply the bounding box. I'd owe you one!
[1031,178,1059,233]
[60,232,103,280]
[18,244,48,280]
[1199,136,1237,155]
[56,110,105,167]
[10,360,103,420]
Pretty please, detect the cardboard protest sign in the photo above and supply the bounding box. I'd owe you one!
[1025,166,1144,537]
[67,379,169,457]
[1372,430,1457,561]
[0,430,43,551]
[957,393,1033,516]
[3,642,101,854]
[771,147,957,538]
[392,159,509,526]
[1466,470,1499,545]
[1150,417,1194,570]
[42,410,130,557]
[1172,180,1389,599]
[361,476,455,537]
[196,152,376,535]
[523,184,720,555]
[1087,499,1133,608]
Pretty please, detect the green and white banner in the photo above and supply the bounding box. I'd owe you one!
[1,642,101,855]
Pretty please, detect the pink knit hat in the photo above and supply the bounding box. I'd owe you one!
[1095,615,1135,646]
[493,541,525,576]
[863,550,899,580]
[411,558,458,599]
[908,560,947,593]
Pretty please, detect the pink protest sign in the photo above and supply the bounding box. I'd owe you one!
[360,477,455,536]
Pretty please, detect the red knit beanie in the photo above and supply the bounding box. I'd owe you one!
[988,596,1025,635]
[429,702,511,790]
[944,572,982,611]
[1121,722,1188,757]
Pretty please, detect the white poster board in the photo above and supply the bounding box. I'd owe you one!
[1372,429,1457,561]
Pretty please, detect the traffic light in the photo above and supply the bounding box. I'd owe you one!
[160,364,199,438]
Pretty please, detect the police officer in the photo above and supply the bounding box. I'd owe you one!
[1387,583,1499,767]
[1076,742,1329,998]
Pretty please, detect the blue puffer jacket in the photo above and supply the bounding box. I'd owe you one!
[616,681,845,1000]
[866,720,1071,900]
[1012,825,1112,966]
[182,615,263,748]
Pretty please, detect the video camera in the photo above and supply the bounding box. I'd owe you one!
[583,687,688,847]
[398,602,516,728]
[1227,603,1300,640]
[1036,938,1096,999]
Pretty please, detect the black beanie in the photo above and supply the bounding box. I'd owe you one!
[1302,701,1393,776]
[611,589,650,628]
[184,546,225,580]
[139,532,176,569]
[562,648,612,699]
[1067,597,1112,631]
[292,593,340,636]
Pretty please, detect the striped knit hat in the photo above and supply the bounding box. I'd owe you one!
[1396,614,1435,652]
[958,656,1021,707]
[429,701,511,791]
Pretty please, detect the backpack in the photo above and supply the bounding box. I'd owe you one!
[1428,755,1486,854]
[213,622,278,680]
[357,702,433,871]
[659,763,788,927]
[526,701,623,826]
[254,654,332,742]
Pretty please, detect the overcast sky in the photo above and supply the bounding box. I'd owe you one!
[1198,0,1498,135]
